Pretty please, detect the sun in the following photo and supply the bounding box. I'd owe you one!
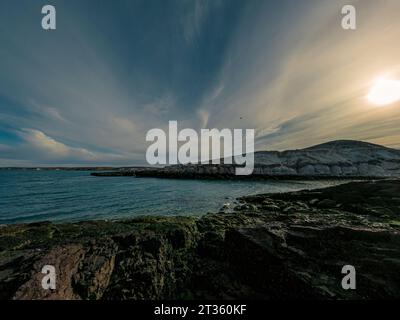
[367,77,400,106]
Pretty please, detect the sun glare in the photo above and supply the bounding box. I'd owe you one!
[367,77,400,106]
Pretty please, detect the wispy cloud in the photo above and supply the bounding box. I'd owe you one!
[200,0,400,150]
[0,0,399,166]
[182,0,218,44]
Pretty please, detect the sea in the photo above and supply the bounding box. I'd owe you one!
[0,169,341,224]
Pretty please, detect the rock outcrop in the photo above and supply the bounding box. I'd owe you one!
[1,180,400,300]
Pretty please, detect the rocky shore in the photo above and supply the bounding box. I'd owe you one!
[0,179,399,300]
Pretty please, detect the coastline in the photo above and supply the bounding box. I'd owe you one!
[1,179,399,299]
[92,169,388,180]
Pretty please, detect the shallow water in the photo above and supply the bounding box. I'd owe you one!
[0,170,342,224]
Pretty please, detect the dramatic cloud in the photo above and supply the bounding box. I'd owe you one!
[0,129,127,165]
[19,129,99,160]
[201,0,400,150]
[0,0,399,166]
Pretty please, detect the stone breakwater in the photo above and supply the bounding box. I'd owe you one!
[1,180,400,300]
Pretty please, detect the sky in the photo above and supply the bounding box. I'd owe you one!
[0,0,400,166]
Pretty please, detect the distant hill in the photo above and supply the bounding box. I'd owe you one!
[251,140,400,177]
[149,140,400,179]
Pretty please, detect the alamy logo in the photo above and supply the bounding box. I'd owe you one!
[146,121,255,175]
[41,5,56,30]
[41,265,56,290]
[40,5,356,32]
[341,265,356,290]
[341,5,356,30]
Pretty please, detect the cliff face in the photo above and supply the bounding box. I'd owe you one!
[1,180,400,300]
[253,140,400,177]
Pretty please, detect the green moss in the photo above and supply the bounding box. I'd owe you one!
[389,220,400,227]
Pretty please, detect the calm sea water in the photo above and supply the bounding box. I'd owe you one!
[0,170,340,224]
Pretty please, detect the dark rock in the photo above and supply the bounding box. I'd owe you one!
[316,199,337,209]
[1,180,400,300]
